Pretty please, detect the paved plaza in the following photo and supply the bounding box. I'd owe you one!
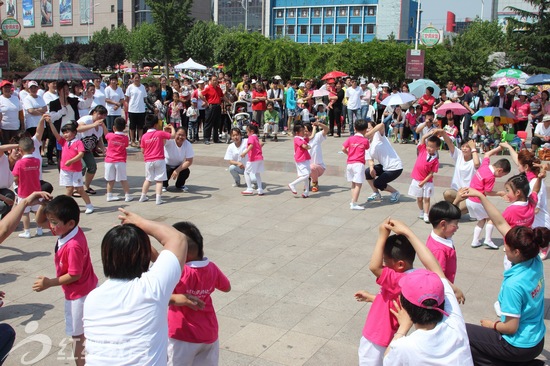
[1,132,549,365]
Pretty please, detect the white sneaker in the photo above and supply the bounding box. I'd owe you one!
[288,184,297,194]
[139,196,149,202]
[389,191,401,203]
[471,241,482,248]
[36,227,43,236]
[484,241,498,249]
[85,206,94,214]
[423,214,430,224]
[156,200,166,205]
[161,187,167,192]
[125,195,134,202]
[18,231,31,239]
[367,192,381,202]
[418,211,424,219]
[181,186,189,192]
[106,195,121,202]
[350,203,365,210]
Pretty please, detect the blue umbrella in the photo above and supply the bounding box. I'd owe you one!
[524,74,550,85]
[408,79,441,98]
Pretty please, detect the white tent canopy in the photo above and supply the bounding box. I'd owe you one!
[174,58,207,71]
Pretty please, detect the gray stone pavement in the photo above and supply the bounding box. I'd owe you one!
[1,132,549,365]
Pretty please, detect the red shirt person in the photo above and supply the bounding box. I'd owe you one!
[200,76,224,144]
[251,83,268,126]
[419,87,436,116]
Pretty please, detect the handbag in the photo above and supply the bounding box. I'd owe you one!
[538,148,550,161]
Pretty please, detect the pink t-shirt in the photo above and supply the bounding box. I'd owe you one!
[105,132,129,163]
[468,157,495,203]
[363,267,409,347]
[168,259,230,344]
[426,232,457,283]
[502,192,538,228]
[12,155,41,198]
[55,227,98,300]
[141,129,171,162]
[59,138,85,172]
[294,136,311,163]
[411,143,439,182]
[247,134,263,162]
[343,133,370,164]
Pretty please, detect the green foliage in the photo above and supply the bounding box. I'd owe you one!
[25,31,65,63]
[8,37,35,71]
[183,21,226,65]
[505,0,550,74]
[127,23,162,65]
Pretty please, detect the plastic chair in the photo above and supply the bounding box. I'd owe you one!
[516,130,528,150]
[501,131,520,153]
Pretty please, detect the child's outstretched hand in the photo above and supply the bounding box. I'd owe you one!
[33,276,52,292]
[118,208,143,226]
[169,294,206,310]
[460,187,483,199]
[354,290,376,303]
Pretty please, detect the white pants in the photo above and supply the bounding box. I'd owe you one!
[167,338,219,366]
[358,336,385,366]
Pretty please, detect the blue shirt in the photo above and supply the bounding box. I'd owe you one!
[499,256,545,348]
[286,87,296,110]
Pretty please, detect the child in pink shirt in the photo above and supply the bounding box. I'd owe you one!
[463,144,512,248]
[167,222,231,366]
[408,131,440,223]
[502,174,540,228]
[354,218,462,366]
[426,201,462,283]
[342,119,370,210]
[46,118,94,214]
[12,137,42,239]
[104,117,132,202]
[240,123,265,196]
[33,195,98,366]
[139,114,175,205]
[288,124,311,198]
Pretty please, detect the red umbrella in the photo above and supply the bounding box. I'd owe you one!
[321,71,348,80]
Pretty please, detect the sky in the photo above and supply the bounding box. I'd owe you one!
[421,0,493,29]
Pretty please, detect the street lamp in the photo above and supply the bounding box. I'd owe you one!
[35,46,44,63]
[86,3,100,43]
[481,0,484,20]
[241,0,248,31]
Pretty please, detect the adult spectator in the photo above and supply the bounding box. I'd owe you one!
[489,86,513,110]
[238,82,253,117]
[328,80,344,137]
[267,78,284,123]
[359,79,373,120]
[510,91,531,132]
[364,121,403,203]
[163,127,193,192]
[42,80,58,107]
[463,188,548,366]
[533,90,549,122]
[0,143,16,218]
[71,82,91,118]
[191,80,206,141]
[375,83,390,124]
[125,73,147,147]
[235,73,249,95]
[532,114,550,152]
[418,87,436,116]
[251,81,267,128]
[285,80,298,135]
[200,75,224,144]
[91,77,106,109]
[83,209,197,365]
[445,80,457,102]
[104,74,125,132]
[224,127,256,187]
[22,81,47,136]
[345,78,362,135]
[0,80,23,145]
[159,75,173,108]
[368,79,381,106]
[463,83,484,141]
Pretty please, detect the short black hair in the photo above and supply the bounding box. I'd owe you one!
[109,74,118,81]
[354,119,368,132]
[114,117,126,132]
[173,221,204,260]
[400,293,444,325]
[383,234,415,265]
[144,114,158,130]
[293,124,304,134]
[427,135,440,145]
[101,224,151,279]
[18,136,34,153]
[425,111,435,117]
[44,195,80,226]
[429,201,461,227]
[426,87,434,94]
[494,158,512,174]
[61,122,78,133]
[90,105,108,116]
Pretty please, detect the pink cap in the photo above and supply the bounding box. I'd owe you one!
[399,269,449,317]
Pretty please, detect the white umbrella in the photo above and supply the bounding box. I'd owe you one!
[380,92,417,106]
[312,89,330,98]
[174,58,207,71]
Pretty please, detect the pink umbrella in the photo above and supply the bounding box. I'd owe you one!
[435,102,469,116]
[312,89,330,98]
[490,77,519,87]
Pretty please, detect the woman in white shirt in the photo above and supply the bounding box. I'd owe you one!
[224,127,256,187]
[0,80,23,145]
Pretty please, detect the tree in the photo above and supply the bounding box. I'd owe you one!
[183,21,226,65]
[145,0,194,74]
[91,27,111,48]
[505,0,550,74]
[8,38,35,72]
[26,32,64,64]
[127,23,162,65]
[109,24,131,51]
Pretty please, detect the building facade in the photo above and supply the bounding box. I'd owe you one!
[5,0,211,43]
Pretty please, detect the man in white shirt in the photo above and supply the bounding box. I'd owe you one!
[124,73,147,147]
[345,78,363,135]
[532,114,550,151]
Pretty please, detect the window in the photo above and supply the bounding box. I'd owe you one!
[338,7,347,16]
[301,9,308,17]
[276,10,283,18]
[300,25,307,34]
[287,9,295,17]
[275,25,283,35]
[367,6,376,16]
[312,25,320,34]
[287,25,295,35]
[111,5,115,12]
[366,24,375,34]
[352,24,360,34]
[337,24,346,34]
[352,7,361,16]
[313,9,321,17]
[325,24,333,34]
[111,24,115,30]
[325,8,333,16]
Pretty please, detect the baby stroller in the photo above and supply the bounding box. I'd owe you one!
[230,101,251,138]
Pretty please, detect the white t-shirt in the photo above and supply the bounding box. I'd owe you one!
[530,178,549,229]
[164,139,194,167]
[0,153,13,189]
[346,86,363,110]
[534,122,550,147]
[0,94,23,130]
[23,95,46,129]
[78,115,103,152]
[309,131,326,168]
[224,139,249,164]
[84,250,182,366]
[92,87,106,108]
[450,148,476,191]
[238,91,252,112]
[42,91,58,108]
[104,86,125,116]
[383,279,474,366]
[125,83,147,113]
[18,89,29,102]
[366,131,403,171]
